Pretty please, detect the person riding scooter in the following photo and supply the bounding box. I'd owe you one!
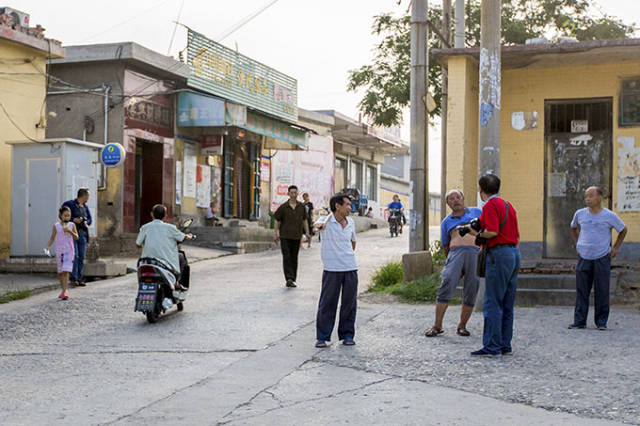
[136,204,194,288]
[385,194,406,234]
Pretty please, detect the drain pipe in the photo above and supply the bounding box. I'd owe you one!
[98,84,110,190]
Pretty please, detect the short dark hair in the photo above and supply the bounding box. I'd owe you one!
[77,187,89,198]
[152,204,167,219]
[288,185,298,192]
[330,193,350,213]
[594,186,604,196]
[59,206,71,218]
[302,192,309,198]
[479,174,500,195]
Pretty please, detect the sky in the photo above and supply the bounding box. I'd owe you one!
[17,0,640,192]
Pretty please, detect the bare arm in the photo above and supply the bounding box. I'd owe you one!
[67,223,79,240]
[351,241,356,251]
[611,227,628,259]
[45,224,57,249]
[570,227,579,252]
[274,220,280,243]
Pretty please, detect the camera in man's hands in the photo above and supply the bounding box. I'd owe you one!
[456,218,482,237]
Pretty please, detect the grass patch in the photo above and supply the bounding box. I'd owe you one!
[430,240,446,265]
[0,290,31,304]
[369,261,403,293]
[390,272,441,303]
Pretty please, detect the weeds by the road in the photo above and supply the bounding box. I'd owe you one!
[0,290,30,304]
[370,261,403,292]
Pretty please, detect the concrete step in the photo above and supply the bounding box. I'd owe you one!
[453,272,620,306]
[0,257,57,273]
[221,241,276,254]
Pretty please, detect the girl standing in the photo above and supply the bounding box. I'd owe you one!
[45,206,78,300]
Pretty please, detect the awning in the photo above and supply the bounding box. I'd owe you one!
[238,111,308,150]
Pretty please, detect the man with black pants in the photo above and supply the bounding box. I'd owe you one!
[314,193,358,348]
[274,185,311,288]
[469,174,520,357]
[62,188,92,286]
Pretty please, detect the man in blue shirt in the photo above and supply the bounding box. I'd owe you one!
[569,186,627,330]
[386,194,405,233]
[62,188,92,286]
[425,189,482,338]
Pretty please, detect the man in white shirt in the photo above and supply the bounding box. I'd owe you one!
[136,205,194,278]
[313,194,358,348]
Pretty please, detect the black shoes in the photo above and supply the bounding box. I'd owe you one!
[568,324,586,329]
[285,280,297,288]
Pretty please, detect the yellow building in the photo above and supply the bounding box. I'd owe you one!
[435,39,640,260]
[0,13,64,257]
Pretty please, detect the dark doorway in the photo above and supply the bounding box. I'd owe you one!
[544,98,613,258]
[135,139,164,229]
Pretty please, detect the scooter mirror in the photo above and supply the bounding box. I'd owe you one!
[181,218,193,228]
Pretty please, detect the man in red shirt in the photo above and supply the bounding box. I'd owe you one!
[470,174,520,357]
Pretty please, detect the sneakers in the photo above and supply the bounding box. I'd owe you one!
[285,280,297,288]
[568,323,586,329]
[470,349,500,357]
[58,292,69,300]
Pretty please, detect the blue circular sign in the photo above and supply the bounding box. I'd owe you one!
[101,143,125,167]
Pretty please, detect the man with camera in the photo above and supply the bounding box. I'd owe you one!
[62,188,92,286]
[425,189,482,337]
[469,174,520,357]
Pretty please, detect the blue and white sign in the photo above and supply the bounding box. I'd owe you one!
[177,91,225,127]
[101,143,125,167]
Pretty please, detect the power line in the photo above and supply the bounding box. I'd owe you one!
[217,0,281,42]
[0,100,40,142]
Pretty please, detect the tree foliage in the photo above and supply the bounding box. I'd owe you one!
[348,0,636,127]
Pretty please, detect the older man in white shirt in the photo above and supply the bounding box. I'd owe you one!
[313,193,358,348]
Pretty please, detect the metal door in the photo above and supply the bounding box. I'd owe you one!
[544,99,612,258]
[223,137,234,218]
[27,158,60,256]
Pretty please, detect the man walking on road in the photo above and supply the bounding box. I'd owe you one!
[425,189,481,338]
[314,193,358,348]
[469,174,520,357]
[62,188,92,286]
[569,186,627,331]
[274,185,311,288]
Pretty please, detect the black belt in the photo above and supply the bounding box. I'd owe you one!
[488,243,516,250]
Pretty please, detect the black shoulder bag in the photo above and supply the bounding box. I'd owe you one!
[476,201,509,278]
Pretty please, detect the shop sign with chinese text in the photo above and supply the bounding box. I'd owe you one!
[177,91,225,127]
[242,112,307,148]
[187,29,298,122]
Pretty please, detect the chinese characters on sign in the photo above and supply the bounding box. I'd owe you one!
[244,112,307,148]
[126,98,171,128]
[177,92,225,127]
[617,136,640,212]
[183,143,197,198]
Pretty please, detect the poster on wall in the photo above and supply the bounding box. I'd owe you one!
[260,156,270,182]
[617,136,640,212]
[270,135,334,213]
[183,143,197,198]
[211,166,223,214]
[175,160,182,205]
[196,164,211,208]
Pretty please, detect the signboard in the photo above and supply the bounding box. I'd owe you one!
[126,97,172,128]
[571,120,588,133]
[242,112,307,148]
[617,136,640,212]
[196,164,211,208]
[201,134,223,155]
[101,143,125,167]
[177,91,225,127]
[225,102,247,126]
[183,143,197,198]
[187,29,298,122]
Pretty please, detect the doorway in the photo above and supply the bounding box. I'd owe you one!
[134,139,164,229]
[543,98,613,258]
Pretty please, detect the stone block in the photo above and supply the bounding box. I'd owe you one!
[83,260,127,277]
[402,251,433,283]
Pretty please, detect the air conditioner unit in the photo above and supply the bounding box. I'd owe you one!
[0,7,30,27]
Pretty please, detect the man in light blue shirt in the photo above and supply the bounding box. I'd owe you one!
[136,205,194,276]
[425,189,482,338]
[313,193,358,348]
[569,186,627,330]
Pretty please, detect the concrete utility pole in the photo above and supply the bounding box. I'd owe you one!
[478,0,502,178]
[409,0,429,252]
[440,0,451,222]
[454,0,466,49]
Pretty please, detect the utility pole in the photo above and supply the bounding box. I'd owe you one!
[409,0,429,252]
[478,0,501,179]
[440,0,451,222]
[454,0,465,49]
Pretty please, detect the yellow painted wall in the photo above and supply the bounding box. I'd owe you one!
[446,56,640,244]
[0,42,47,257]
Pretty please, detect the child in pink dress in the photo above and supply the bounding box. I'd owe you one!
[45,206,78,300]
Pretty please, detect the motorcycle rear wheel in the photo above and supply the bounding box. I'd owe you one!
[146,306,160,323]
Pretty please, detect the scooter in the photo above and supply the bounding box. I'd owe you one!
[388,208,402,237]
[134,219,195,323]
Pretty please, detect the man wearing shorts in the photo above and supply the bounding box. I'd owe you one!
[425,189,481,337]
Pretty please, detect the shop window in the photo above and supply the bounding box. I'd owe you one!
[366,165,377,201]
[621,77,640,126]
[335,158,347,193]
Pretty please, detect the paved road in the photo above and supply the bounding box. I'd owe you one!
[0,227,630,425]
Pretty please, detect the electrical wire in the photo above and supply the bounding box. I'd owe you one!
[0,100,41,143]
[216,0,281,42]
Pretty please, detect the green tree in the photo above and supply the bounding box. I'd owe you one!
[349,0,635,127]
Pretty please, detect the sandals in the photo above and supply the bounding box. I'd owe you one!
[425,327,444,337]
[456,327,471,337]
[342,338,355,346]
[315,340,327,348]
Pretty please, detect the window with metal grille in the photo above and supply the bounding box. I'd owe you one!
[621,77,640,126]
[546,100,612,133]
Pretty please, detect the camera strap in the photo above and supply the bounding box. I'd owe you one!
[499,201,509,231]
